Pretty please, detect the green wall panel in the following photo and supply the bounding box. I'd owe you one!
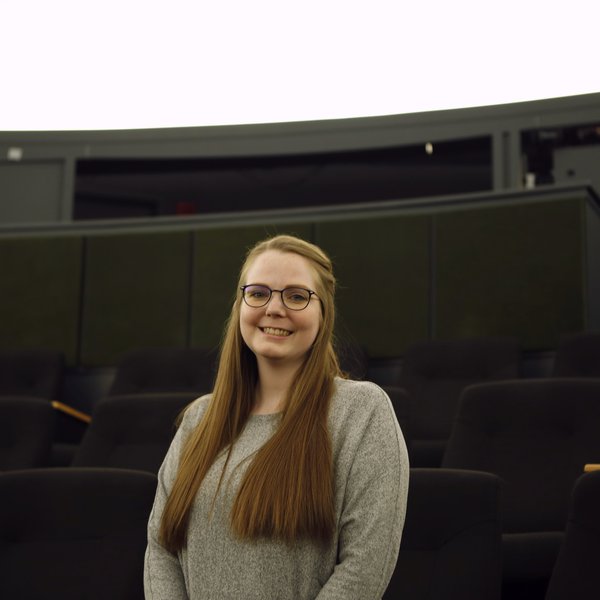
[315,216,430,358]
[191,223,314,349]
[81,231,192,366]
[0,236,82,365]
[435,198,586,349]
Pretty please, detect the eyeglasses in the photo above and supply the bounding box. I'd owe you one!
[240,284,318,311]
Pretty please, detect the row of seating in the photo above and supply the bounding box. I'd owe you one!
[1,466,597,599]
[2,330,599,400]
[2,332,599,470]
[379,332,600,468]
[0,345,217,400]
[101,332,600,467]
[0,392,195,473]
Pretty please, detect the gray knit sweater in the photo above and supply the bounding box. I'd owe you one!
[144,378,409,600]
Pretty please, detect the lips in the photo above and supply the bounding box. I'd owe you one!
[260,326,292,337]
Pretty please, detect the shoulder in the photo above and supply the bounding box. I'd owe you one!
[177,393,212,436]
[330,377,393,419]
[332,376,388,399]
[329,378,399,443]
[155,393,212,488]
[329,377,408,481]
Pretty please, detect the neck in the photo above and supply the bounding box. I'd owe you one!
[252,359,300,414]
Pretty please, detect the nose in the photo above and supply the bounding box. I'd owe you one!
[265,290,287,315]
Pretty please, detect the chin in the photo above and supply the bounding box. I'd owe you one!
[258,350,287,361]
[257,349,305,365]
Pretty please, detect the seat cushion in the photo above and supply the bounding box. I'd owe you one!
[502,531,564,583]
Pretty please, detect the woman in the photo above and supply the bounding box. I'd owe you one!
[144,234,409,599]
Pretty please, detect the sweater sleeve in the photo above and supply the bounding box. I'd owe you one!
[144,397,209,600]
[316,385,410,600]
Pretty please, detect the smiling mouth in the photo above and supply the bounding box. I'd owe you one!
[261,327,292,337]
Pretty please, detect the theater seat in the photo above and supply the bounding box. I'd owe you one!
[545,470,600,600]
[108,346,217,396]
[0,396,54,470]
[384,468,502,600]
[0,348,87,467]
[552,331,600,377]
[442,379,600,600]
[72,392,198,473]
[0,348,64,399]
[0,468,156,600]
[397,337,519,467]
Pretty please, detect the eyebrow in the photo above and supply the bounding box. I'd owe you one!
[246,282,314,290]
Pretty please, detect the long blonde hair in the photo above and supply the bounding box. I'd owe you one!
[159,235,340,552]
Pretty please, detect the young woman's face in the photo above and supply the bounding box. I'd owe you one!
[240,250,322,371]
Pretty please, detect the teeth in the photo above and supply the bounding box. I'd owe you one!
[262,327,291,337]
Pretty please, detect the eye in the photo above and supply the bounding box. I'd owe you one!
[246,286,269,299]
[284,288,310,304]
[244,285,271,301]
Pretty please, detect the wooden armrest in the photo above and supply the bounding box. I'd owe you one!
[584,464,600,472]
[51,401,92,424]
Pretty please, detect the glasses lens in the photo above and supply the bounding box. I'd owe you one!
[282,288,311,309]
[243,285,271,307]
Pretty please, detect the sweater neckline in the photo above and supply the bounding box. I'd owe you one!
[248,411,282,421]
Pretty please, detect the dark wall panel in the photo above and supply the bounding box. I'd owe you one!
[0,236,82,364]
[0,161,64,223]
[81,232,192,366]
[191,223,314,349]
[1,190,593,371]
[315,215,430,358]
[435,198,586,349]
[585,201,600,331]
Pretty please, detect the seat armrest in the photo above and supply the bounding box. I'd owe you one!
[51,401,92,424]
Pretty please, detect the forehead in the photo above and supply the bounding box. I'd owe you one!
[245,250,317,288]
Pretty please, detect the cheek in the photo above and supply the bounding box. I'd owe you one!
[239,306,256,342]
[240,304,256,325]
[306,309,322,342]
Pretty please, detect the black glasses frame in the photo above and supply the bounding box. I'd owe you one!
[240,284,318,311]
